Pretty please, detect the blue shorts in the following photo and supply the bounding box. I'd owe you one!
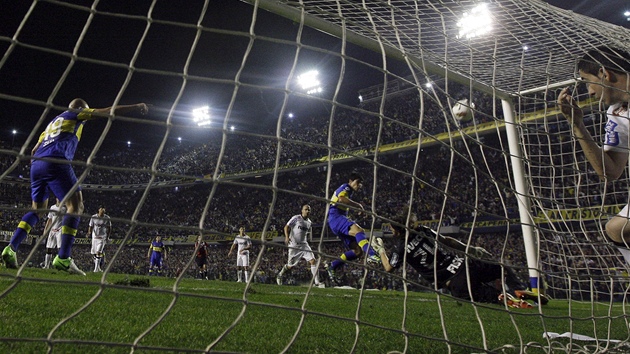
[328,212,356,249]
[150,253,163,268]
[30,160,80,203]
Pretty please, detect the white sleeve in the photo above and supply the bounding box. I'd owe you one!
[286,215,298,228]
[603,105,629,153]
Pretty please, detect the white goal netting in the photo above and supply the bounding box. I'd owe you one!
[0,0,629,353]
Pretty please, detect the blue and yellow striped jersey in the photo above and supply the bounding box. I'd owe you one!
[329,183,353,215]
[150,241,165,253]
[34,108,95,161]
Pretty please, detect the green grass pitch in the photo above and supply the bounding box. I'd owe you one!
[0,268,627,353]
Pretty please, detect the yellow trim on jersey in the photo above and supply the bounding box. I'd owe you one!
[358,239,369,249]
[330,189,349,210]
[18,221,32,234]
[61,226,78,236]
[77,108,95,121]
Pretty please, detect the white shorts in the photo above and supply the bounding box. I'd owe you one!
[287,242,315,267]
[91,238,106,255]
[45,229,62,249]
[236,252,249,267]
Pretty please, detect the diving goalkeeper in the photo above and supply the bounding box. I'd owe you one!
[374,214,548,307]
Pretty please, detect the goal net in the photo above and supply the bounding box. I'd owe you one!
[0,0,629,353]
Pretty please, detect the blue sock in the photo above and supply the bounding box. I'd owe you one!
[58,215,80,258]
[356,231,375,257]
[10,212,40,251]
[331,250,357,269]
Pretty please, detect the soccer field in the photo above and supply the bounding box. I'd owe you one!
[0,269,627,353]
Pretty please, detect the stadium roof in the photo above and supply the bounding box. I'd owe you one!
[250,0,630,98]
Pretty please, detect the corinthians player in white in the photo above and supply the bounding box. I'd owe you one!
[87,205,111,272]
[42,198,66,269]
[276,204,323,288]
[228,226,252,282]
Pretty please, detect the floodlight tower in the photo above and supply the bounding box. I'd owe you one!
[456,3,492,39]
[297,70,322,95]
[192,106,211,126]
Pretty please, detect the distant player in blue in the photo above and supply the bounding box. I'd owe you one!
[148,235,167,276]
[1,98,148,274]
[325,172,379,284]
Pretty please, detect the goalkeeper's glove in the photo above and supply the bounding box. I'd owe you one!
[371,237,385,253]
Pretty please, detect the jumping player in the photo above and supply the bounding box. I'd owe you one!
[325,172,380,284]
[1,98,148,274]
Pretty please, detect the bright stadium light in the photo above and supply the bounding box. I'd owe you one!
[192,106,211,126]
[297,70,322,95]
[288,113,294,118]
[456,3,493,39]
[230,125,235,131]
[625,11,630,21]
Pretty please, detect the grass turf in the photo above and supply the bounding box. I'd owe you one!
[0,268,628,353]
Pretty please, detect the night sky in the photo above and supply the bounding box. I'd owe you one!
[0,0,628,151]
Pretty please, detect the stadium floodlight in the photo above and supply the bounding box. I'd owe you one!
[127,141,131,147]
[11,129,16,147]
[192,106,211,126]
[230,125,235,131]
[288,113,294,118]
[456,3,492,39]
[297,70,322,95]
[625,11,630,21]
[177,137,182,142]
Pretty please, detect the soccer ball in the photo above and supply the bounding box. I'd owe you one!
[451,98,475,122]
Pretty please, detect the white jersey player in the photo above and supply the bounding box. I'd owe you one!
[42,199,66,269]
[228,227,252,282]
[87,206,111,272]
[276,204,323,287]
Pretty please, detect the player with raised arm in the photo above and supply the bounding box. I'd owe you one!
[148,234,167,276]
[88,205,111,272]
[276,204,324,288]
[374,213,549,307]
[228,226,251,282]
[557,46,630,265]
[1,99,148,275]
[325,172,380,285]
[41,198,65,269]
[194,235,209,280]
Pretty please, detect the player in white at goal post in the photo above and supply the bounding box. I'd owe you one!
[276,204,324,288]
[557,46,630,266]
